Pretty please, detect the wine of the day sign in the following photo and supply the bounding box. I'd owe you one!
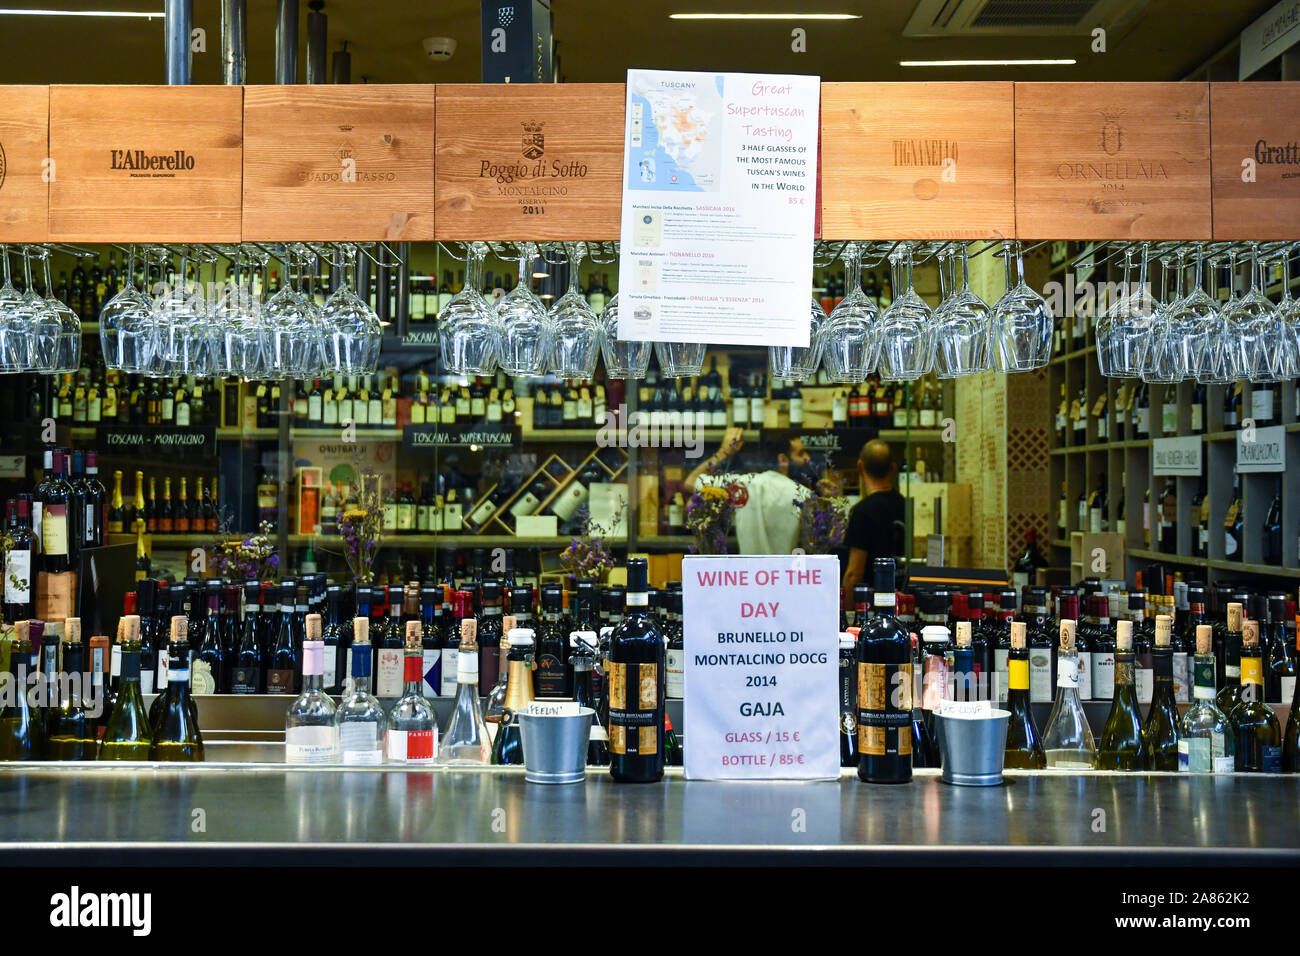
[681,554,840,781]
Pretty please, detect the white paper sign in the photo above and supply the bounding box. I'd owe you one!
[618,69,820,348]
[1236,424,1286,473]
[681,554,839,780]
[1153,436,1202,476]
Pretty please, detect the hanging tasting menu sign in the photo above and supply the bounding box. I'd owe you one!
[681,554,839,781]
[617,70,820,348]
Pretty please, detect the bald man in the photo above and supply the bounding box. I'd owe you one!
[841,439,905,603]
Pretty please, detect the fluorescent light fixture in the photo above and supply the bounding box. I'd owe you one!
[900,58,1077,67]
[670,12,861,19]
[0,7,163,17]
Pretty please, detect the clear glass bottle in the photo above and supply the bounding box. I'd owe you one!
[385,621,437,764]
[484,613,514,735]
[1180,624,1235,773]
[438,617,491,765]
[1142,614,1181,771]
[284,614,339,765]
[335,617,386,765]
[1042,619,1096,769]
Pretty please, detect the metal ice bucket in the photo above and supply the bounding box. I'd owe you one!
[517,706,595,785]
[935,709,1011,787]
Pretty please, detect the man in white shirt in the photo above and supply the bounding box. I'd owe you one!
[683,427,812,554]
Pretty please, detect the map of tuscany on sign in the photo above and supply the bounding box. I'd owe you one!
[618,69,820,349]
[681,554,840,781]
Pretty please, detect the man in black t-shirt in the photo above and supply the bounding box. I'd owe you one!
[841,439,905,605]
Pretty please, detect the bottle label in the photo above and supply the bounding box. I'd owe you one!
[191,659,216,695]
[231,666,259,694]
[339,722,383,764]
[921,655,947,711]
[285,726,339,764]
[1281,676,1297,703]
[110,645,122,680]
[1191,405,1203,432]
[1092,652,1115,701]
[441,648,459,697]
[856,662,912,757]
[666,648,685,699]
[1008,658,1030,692]
[1056,656,1079,688]
[4,550,31,602]
[1252,390,1274,421]
[42,505,68,556]
[423,648,442,695]
[994,649,1009,703]
[1077,652,1092,699]
[535,653,567,698]
[1135,665,1153,704]
[266,668,294,694]
[607,661,660,756]
[375,648,404,697]
[1262,746,1283,773]
[139,669,154,695]
[1028,650,1052,702]
[322,649,337,691]
[1240,657,1263,686]
[386,727,436,762]
[1172,653,1191,702]
[457,651,478,683]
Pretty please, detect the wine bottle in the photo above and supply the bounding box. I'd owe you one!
[607,557,666,783]
[45,619,95,760]
[1042,619,1097,769]
[1282,644,1300,771]
[0,620,43,759]
[335,617,385,765]
[491,626,534,765]
[1264,592,1295,704]
[1229,619,1282,772]
[916,624,949,767]
[1004,621,1046,769]
[1142,614,1181,771]
[3,499,35,624]
[535,583,570,698]
[1180,624,1235,772]
[266,585,297,695]
[384,621,437,764]
[40,452,72,573]
[1096,619,1148,770]
[283,614,339,765]
[98,614,150,760]
[148,615,204,761]
[438,617,491,765]
[374,585,405,698]
[1217,602,1245,716]
[856,558,913,784]
[571,630,610,767]
[477,581,504,695]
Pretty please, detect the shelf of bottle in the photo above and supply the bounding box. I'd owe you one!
[522,427,759,443]
[1049,439,1146,455]
[1126,546,1300,578]
[286,533,574,549]
[1048,344,1097,367]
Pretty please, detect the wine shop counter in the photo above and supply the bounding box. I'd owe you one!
[0,765,1295,865]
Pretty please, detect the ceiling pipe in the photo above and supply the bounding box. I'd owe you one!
[221,0,246,85]
[306,1,327,84]
[276,0,299,84]
[164,0,192,85]
[332,41,351,83]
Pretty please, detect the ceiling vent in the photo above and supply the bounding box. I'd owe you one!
[904,0,1149,37]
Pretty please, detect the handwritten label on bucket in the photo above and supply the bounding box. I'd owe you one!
[937,699,993,719]
[524,701,583,717]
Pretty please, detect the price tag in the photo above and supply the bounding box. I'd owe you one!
[937,699,993,719]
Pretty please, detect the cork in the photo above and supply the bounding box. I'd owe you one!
[1155,615,1171,647]
[304,613,321,641]
[63,618,81,644]
[1242,619,1259,648]
[404,619,422,649]
[13,620,28,641]
[1227,602,1242,632]
[122,615,140,642]
[502,616,516,647]
[955,621,971,648]
[115,617,125,643]
[352,616,370,645]
[1011,620,1027,650]
[460,617,478,650]
[169,615,187,643]
[1196,624,1212,654]
[1116,618,1133,652]
[1059,619,1076,652]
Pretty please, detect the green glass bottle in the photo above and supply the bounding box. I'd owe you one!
[1215,602,1245,717]
[1097,619,1148,770]
[148,615,204,761]
[1003,621,1046,769]
[45,618,96,760]
[1229,619,1282,772]
[0,620,43,759]
[1141,614,1180,771]
[99,614,152,760]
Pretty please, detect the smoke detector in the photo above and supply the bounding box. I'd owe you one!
[423,36,457,61]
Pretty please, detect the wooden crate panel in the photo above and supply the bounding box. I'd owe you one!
[49,85,242,242]
[0,86,49,241]
[1211,82,1300,239]
[242,84,435,241]
[821,82,1015,239]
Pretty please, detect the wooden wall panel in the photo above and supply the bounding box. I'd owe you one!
[821,82,1015,239]
[1211,82,1300,239]
[242,84,435,241]
[0,86,49,242]
[49,85,242,242]
[436,83,625,240]
[1014,82,1211,240]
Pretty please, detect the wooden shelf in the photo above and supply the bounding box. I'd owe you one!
[1125,548,1300,579]
[1049,344,1097,367]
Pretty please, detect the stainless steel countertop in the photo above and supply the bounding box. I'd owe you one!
[0,766,1295,864]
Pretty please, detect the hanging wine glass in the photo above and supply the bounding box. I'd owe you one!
[877,243,936,382]
[820,241,880,383]
[1278,243,1300,374]
[99,245,153,373]
[439,241,501,376]
[321,244,381,375]
[40,250,80,375]
[498,242,555,377]
[769,297,825,380]
[933,245,991,378]
[0,246,30,373]
[1167,245,1217,382]
[1231,242,1289,383]
[549,241,601,379]
[1141,246,1186,384]
[21,248,63,374]
[989,240,1053,372]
